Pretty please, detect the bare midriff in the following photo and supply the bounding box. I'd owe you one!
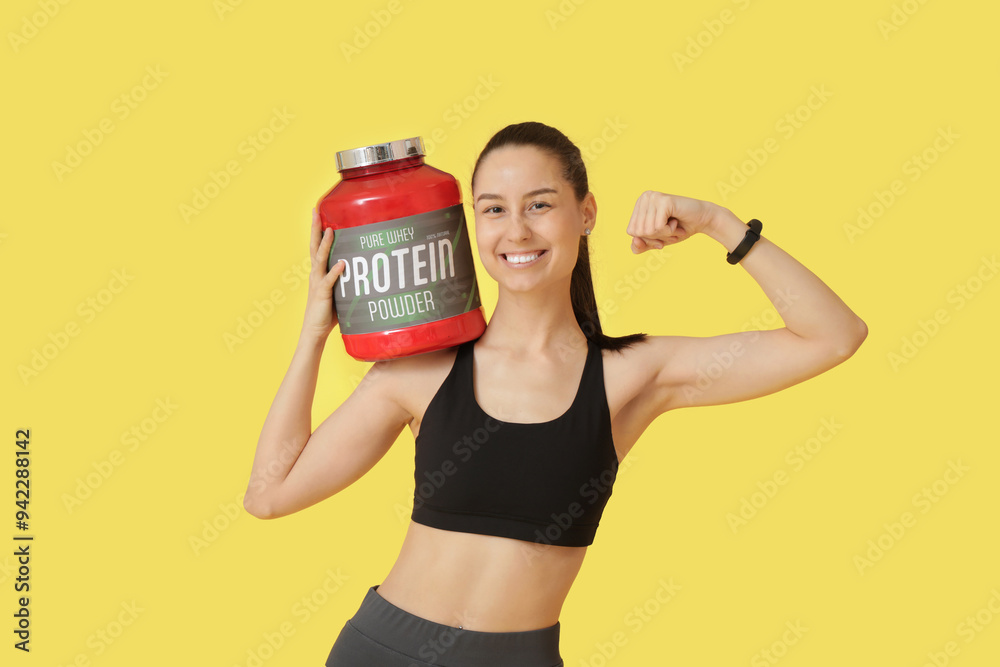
[375,520,588,632]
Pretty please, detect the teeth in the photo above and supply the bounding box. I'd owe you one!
[505,252,541,264]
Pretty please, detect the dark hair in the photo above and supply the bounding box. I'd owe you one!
[471,121,648,353]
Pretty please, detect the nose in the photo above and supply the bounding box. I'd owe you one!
[506,211,531,243]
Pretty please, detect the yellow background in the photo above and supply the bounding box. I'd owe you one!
[3,0,998,665]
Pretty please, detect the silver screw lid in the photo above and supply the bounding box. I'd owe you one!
[335,137,425,171]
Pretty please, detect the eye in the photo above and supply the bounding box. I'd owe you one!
[530,202,551,211]
[483,205,502,214]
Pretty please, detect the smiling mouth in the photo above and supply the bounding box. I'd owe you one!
[500,249,548,266]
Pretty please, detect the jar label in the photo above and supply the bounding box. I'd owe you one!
[327,204,482,335]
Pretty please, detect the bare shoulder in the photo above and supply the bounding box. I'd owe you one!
[599,336,680,457]
[599,336,665,415]
[365,345,460,437]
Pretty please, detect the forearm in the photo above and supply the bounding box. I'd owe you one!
[244,331,328,512]
[705,207,867,354]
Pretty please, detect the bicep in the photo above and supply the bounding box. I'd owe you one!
[260,363,411,519]
[653,329,854,411]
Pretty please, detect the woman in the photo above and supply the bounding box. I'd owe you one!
[243,121,868,666]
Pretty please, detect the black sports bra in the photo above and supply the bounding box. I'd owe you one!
[410,336,619,547]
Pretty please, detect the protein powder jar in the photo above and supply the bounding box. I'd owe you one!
[316,137,486,361]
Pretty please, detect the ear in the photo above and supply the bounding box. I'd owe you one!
[582,191,597,233]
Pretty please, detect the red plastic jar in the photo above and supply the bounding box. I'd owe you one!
[316,137,486,361]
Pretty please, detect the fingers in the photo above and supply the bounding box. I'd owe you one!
[652,197,680,240]
[626,194,643,237]
[311,207,343,273]
[628,191,675,245]
[631,235,668,254]
[314,227,334,268]
[308,207,347,292]
[310,207,321,257]
[325,258,347,287]
[630,191,652,237]
[627,191,713,254]
[629,191,675,253]
[312,230,329,269]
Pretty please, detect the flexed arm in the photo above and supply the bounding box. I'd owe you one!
[626,191,868,411]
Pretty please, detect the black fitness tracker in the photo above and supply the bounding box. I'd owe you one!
[726,218,763,265]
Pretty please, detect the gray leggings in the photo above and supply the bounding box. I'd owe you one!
[325,585,563,667]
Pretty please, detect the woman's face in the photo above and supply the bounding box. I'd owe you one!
[471,145,594,294]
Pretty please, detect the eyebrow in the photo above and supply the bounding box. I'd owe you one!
[475,187,557,204]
